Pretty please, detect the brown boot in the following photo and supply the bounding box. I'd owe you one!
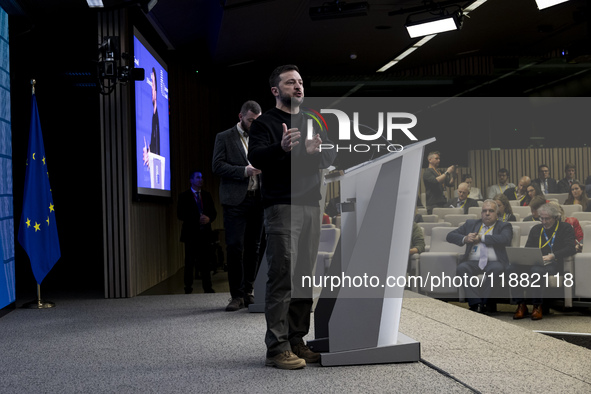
[531,304,543,320]
[513,303,528,320]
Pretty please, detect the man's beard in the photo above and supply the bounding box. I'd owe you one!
[279,91,304,109]
[240,120,249,132]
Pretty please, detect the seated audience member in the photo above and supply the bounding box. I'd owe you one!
[448,182,479,214]
[504,176,531,206]
[548,201,583,252]
[487,168,515,199]
[557,163,579,194]
[508,203,576,320]
[522,196,546,222]
[564,181,591,212]
[447,200,512,314]
[408,222,426,275]
[525,183,545,205]
[532,164,558,195]
[456,173,483,201]
[493,193,516,222]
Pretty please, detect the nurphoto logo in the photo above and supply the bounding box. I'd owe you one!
[304,108,418,153]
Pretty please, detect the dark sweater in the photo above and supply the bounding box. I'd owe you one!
[248,107,336,208]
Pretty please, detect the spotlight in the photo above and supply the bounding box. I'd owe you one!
[535,0,570,10]
[405,9,463,39]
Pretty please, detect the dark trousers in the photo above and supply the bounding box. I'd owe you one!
[184,237,213,292]
[456,260,505,307]
[264,204,320,358]
[223,195,264,299]
[507,263,559,305]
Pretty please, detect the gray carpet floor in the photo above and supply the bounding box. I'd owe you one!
[2,292,473,394]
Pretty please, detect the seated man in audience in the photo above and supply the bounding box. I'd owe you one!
[448,182,479,214]
[447,200,513,314]
[504,176,531,206]
[522,196,546,222]
[532,164,558,195]
[557,163,579,194]
[487,168,515,199]
[508,203,576,320]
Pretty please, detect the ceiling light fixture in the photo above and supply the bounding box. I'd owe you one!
[86,0,104,7]
[535,0,570,10]
[377,0,488,73]
[405,8,463,39]
[377,35,436,72]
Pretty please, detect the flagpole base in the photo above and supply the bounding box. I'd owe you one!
[22,299,55,309]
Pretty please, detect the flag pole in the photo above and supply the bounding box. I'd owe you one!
[22,79,56,310]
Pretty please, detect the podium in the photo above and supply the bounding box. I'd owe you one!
[148,152,166,190]
[307,138,435,366]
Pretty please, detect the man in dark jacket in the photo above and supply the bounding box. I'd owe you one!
[248,65,336,370]
[212,101,264,312]
[508,203,576,320]
[177,170,217,294]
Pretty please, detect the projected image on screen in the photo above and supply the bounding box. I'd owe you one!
[134,28,171,198]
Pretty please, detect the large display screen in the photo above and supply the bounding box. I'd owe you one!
[133,27,171,199]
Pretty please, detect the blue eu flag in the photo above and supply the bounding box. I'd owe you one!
[17,94,61,284]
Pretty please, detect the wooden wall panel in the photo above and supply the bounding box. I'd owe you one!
[99,9,131,298]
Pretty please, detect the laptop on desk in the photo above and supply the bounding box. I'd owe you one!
[506,247,546,266]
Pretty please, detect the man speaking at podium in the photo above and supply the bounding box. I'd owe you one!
[249,65,336,369]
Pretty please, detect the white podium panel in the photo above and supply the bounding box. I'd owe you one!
[308,138,435,366]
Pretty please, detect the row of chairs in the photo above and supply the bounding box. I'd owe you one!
[417,205,589,224]
[412,223,591,307]
[419,193,570,208]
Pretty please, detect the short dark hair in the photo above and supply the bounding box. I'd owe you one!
[565,163,575,171]
[427,151,440,159]
[269,64,300,88]
[529,196,546,211]
[498,168,509,176]
[189,170,202,180]
[461,173,472,182]
[240,100,261,116]
[538,164,549,171]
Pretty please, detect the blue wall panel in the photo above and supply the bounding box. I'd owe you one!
[0,6,15,309]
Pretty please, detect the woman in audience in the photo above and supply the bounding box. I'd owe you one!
[493,193,516,222]
[461,173,484,201]
[525,183,545,206]
[564,181,591,212]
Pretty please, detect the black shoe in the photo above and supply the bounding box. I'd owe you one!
[479,304,489,314]
[244,294,255,307]
[292,342,320,363]
[469,304,479,312]
[204,288,215,293]
[184,287,193,294]
[225,297,244,311]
